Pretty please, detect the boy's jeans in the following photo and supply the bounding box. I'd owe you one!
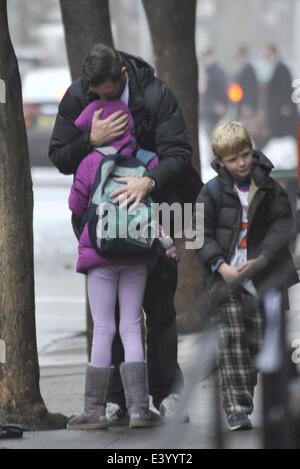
[212,288,264,417]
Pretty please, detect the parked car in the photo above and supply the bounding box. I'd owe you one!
[22,67,71,167]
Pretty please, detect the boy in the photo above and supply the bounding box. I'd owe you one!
[196,122,298,431]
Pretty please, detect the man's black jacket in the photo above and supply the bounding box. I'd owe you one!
[236,62,258,111]
[196,151,298,297]
[49,51,202,204]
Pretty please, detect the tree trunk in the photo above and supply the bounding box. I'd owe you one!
[143,0,204,333]
[60,0,114,80]
[0,0,66,429]
[60,0,114,355]
[143,0,200,174]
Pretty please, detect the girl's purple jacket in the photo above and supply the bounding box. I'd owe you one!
[68,99,159,274]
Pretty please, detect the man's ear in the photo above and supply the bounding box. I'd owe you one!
[121,67,127,79]
[218,159,225,167]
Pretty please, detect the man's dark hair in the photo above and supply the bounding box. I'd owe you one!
[81,43,124,86]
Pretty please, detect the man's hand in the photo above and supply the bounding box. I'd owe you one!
[90,109,129,147]
[111,176,154,212]
[218,263,241,285]
[238,255,269,281]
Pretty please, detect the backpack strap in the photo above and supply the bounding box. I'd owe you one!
[78,148,156,236]
[207,176,222,212]
[135,148,157,167]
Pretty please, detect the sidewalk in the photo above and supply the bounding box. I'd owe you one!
[0,332,263,450]
[3,280,300,449]
[1,177,298,449]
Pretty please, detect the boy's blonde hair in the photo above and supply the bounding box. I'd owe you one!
[211,122,253,160]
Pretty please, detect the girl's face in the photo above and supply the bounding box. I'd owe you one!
[219,146,253,180]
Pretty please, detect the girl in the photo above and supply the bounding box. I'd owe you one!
[67,99,176,430]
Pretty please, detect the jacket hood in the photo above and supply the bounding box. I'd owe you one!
[120,52,155,113]
[211,150,274,176]
[75,99,137,156]
[120,51,155,92]
[211,150,274,189]
[252,150,274,173]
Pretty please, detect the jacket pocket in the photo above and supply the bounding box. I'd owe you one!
[200,277,232,321]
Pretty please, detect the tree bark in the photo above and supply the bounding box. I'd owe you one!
[143,0,204,332]
[60,0,114,355]
[142,0,200,174]
[0,0,67,429]
[60,0,114,80]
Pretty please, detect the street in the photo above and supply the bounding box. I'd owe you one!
[32,169,85,359]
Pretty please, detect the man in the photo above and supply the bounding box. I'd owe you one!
[235,46,259,119]
[264,45,299,139]
[202,49,228,138]
[49,43,202,424]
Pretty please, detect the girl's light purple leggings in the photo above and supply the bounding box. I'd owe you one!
[87,263,148,368]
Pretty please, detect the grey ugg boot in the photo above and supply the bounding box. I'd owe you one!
[67,365,113,431]
[120,362,162,428]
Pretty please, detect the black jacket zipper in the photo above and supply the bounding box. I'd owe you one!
[226,190,243,262]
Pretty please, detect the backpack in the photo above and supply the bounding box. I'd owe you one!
[82,147,159,259]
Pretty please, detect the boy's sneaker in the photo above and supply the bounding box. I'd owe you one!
[106,403,129,427]
[227,413,253,432]
[159,394,190,424]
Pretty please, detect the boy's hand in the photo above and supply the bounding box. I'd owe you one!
[238,255,268,280]
[218,263,241,285]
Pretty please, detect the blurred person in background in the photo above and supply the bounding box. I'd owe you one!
[264,45,299,139]
[235,46,259,119]
[202,49,228,138]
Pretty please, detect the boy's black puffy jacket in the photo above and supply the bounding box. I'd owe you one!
[49,51,202,205]
[196,151,298,296]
